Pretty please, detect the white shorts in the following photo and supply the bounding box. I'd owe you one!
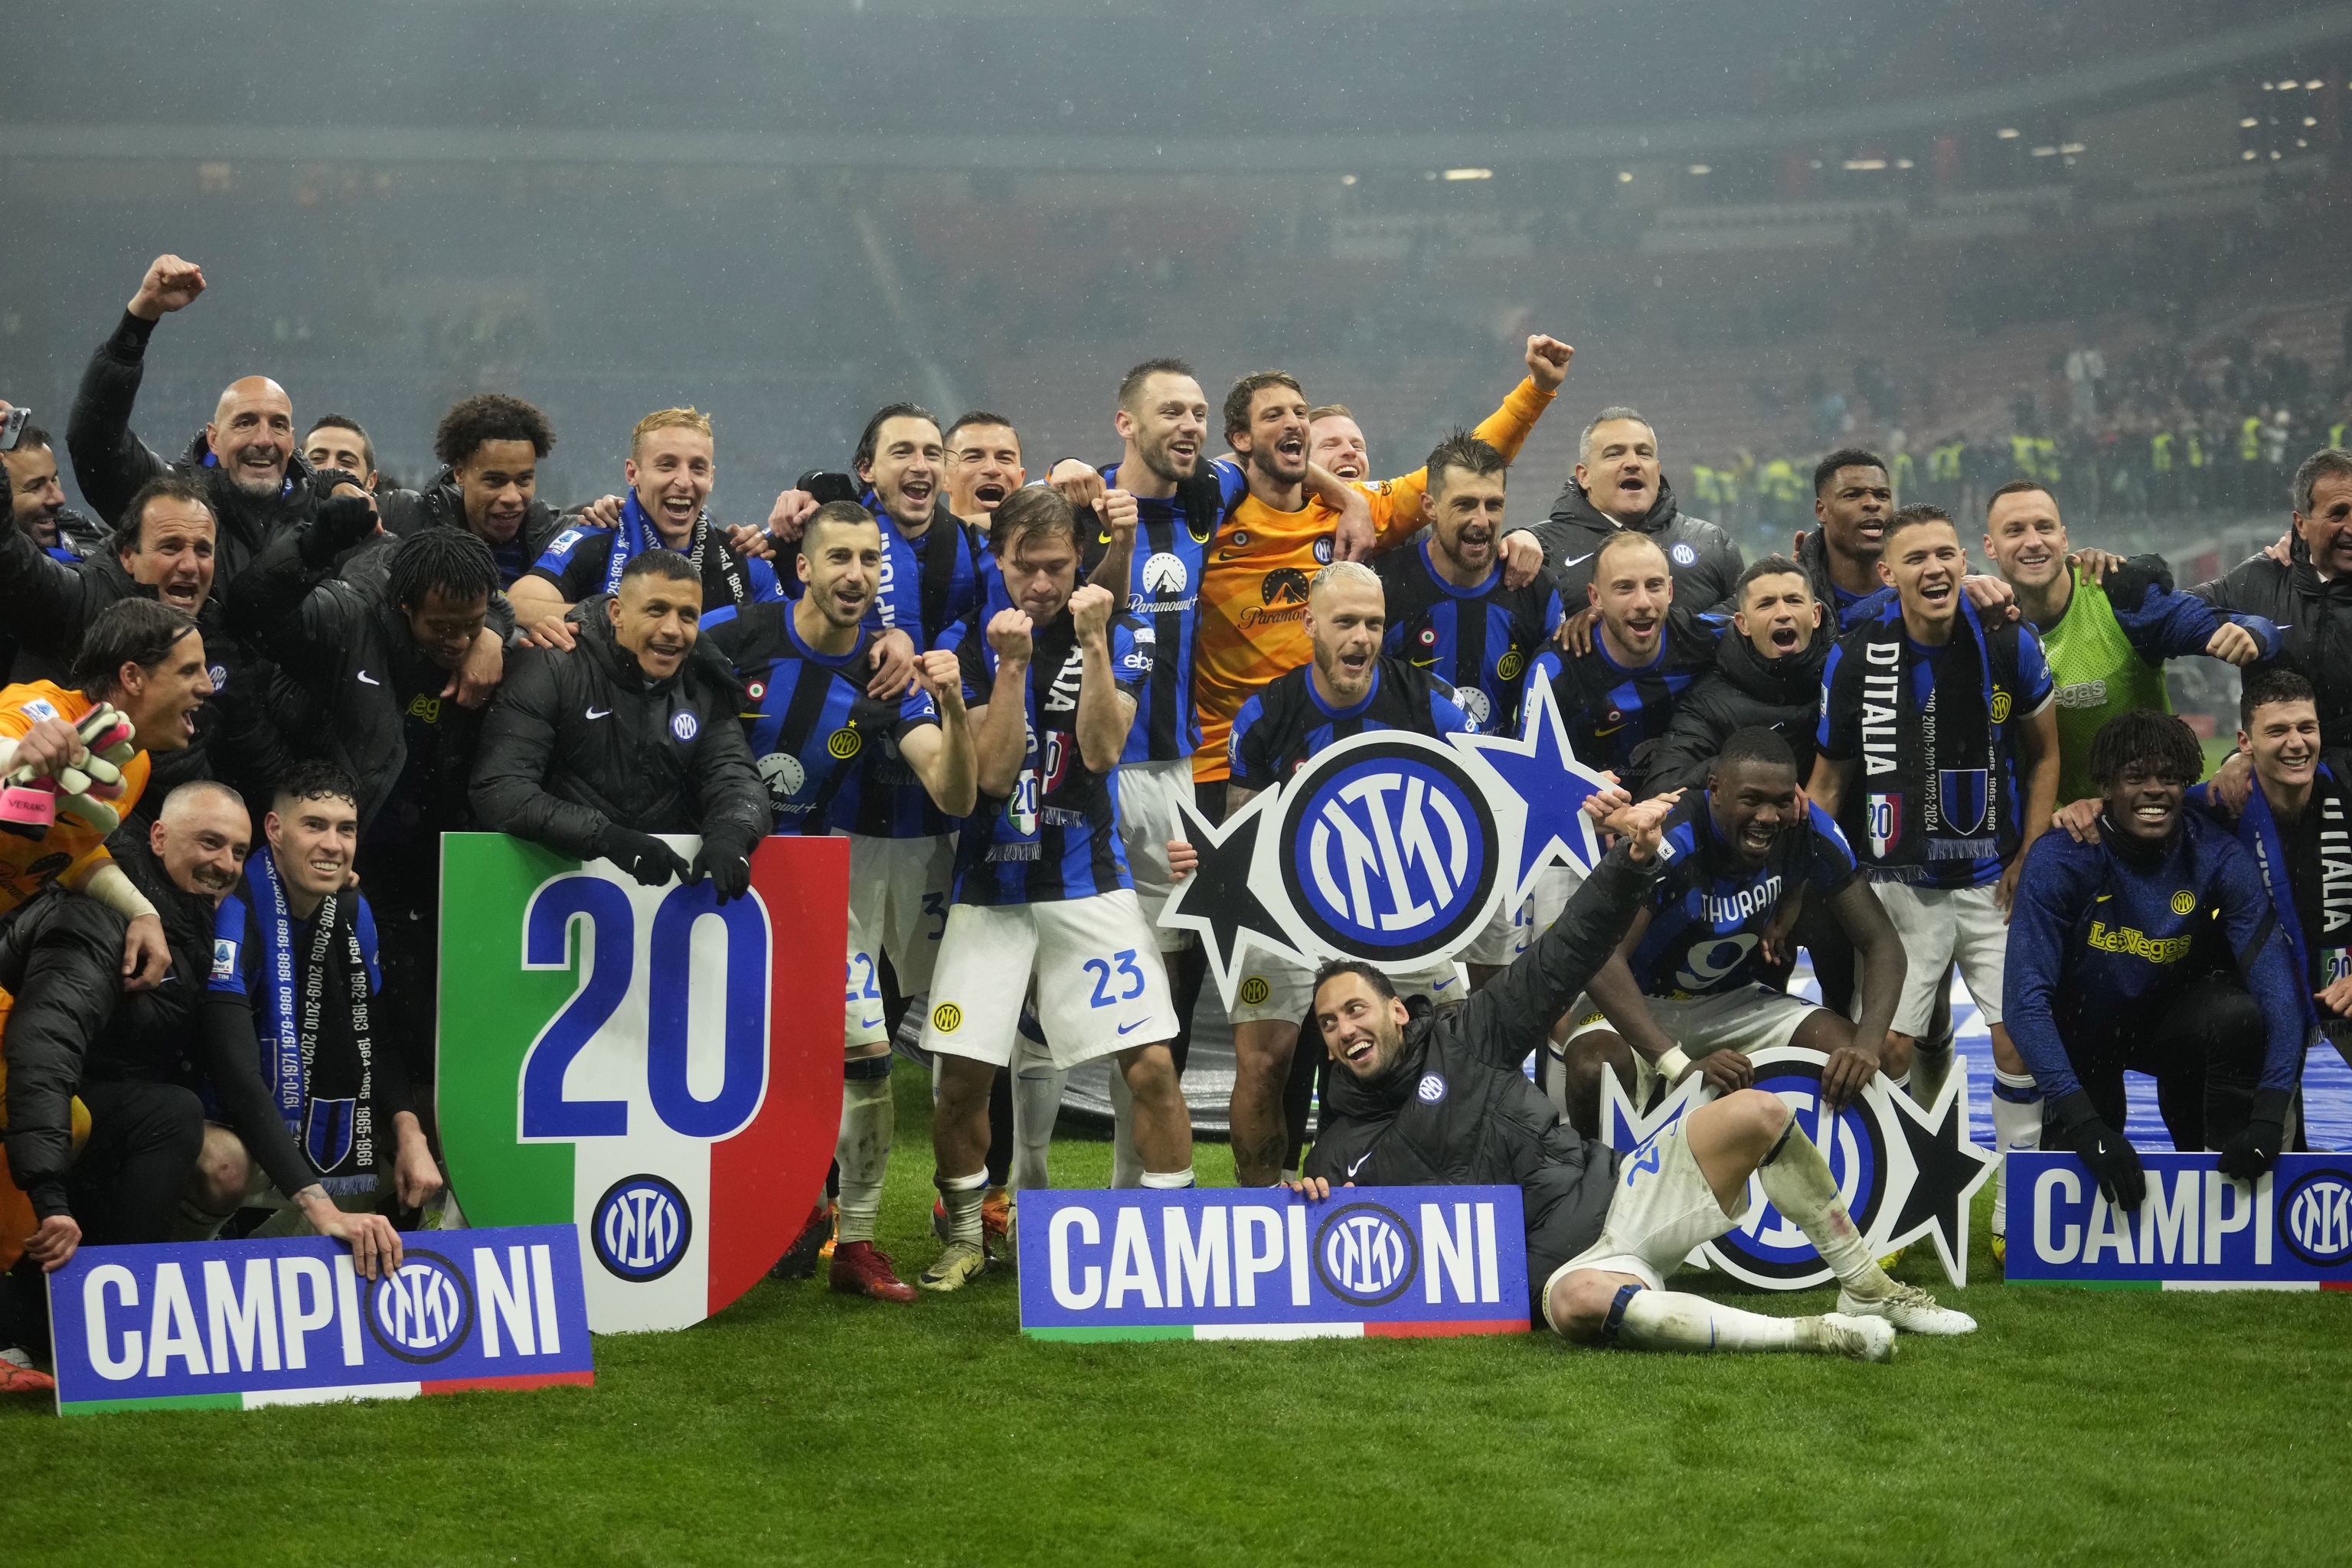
[845,831,955,993]
[1116,759,1194,952]
[1463,864,1584,966]
[920,890,1179,1070]
[1563,984,1822,1104]
[1871,878,2007,1036]
[1225,949,1468,1027]
[1541,1120,1744,1328]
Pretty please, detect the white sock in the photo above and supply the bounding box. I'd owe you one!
[836,1072,893,1245]
[1756,1118,1883,1291]
[937,1168,988,1246]
[1109,1063,1144,1188]
[1611,1287,1809,1352]
[1141,1168,1196,1190]
[1990,1068,2043,1236]
[1011,1028,1066,1191]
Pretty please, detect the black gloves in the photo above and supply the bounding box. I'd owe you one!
[688,828,758,904]
[307,493,380,564]
[599,826,689,887]
[795,469,860,507]
[2055,1093,2145,1210]
[2216,1088,2293,1183]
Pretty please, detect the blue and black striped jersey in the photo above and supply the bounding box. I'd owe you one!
[952,609,1148,906]
[1227,655,1475,795]
[1528,607,1720,784]
[701,603,939,836]
[1629,793,1857,999]
[528,518,782,615]
[852,500,989,837]
[1090,459,1249,765]
[1375,539,1562,735]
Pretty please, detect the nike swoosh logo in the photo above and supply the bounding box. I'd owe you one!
[1348,1153,1372,1178]
[586,707,611,720]
[1564,552,1595,567]
[2096,893,2112,902]
[1116,1019,1147,1035]
[1592,723,1625,737]
[355,670,380,686]
[1430,977,1456,991]
[859,1014,883,1028]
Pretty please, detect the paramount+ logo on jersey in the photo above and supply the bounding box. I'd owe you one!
[1017,1186,1530,1339]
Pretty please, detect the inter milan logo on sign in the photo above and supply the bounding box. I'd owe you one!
[593,1174,694,1282]
[2282,1168,2352,1266]
[367,1250,476,1363]
[1285,739,1496,962]
[1315,1203,1419,1307]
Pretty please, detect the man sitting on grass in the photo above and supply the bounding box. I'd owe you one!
[1277,789,1975,1360]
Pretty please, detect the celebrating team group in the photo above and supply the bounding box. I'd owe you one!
[1,249,2342,1383]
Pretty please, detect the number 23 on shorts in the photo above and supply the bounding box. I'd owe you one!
[1083,949,1148,1008]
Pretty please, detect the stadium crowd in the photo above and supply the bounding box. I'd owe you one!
[2,247,2347,1381]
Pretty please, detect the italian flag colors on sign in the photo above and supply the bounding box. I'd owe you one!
[436,834,845,1334]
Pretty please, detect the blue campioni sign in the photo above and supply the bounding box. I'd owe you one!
[2004,1152,2352,1291]
[46,1226,594,1414]
[1017,1185,1529,1340]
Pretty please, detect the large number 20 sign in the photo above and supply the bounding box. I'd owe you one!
[438,834,845,1334]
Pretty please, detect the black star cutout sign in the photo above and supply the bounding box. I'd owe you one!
[1883,1067,2000,1286]
[1158,793,1299,1004]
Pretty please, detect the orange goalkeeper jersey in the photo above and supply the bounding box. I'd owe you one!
[0,682,151,911]
[1192,375,1555,780]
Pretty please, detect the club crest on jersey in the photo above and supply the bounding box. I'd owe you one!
[1313,537,1334,565]
[671,711,700,743]
[1867,792,1901,858]
[2170,889,2197,916]
[1990,691,2012,724]
[827,728,861,760]
[1497,650,1524,681]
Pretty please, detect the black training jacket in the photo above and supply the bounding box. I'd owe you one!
[1517,475,1744,611]
[469,596,769,859]
[1302,844,1659,1305]
[1643,627,1831,795]
[0,890,129,1218]
[65,309,322,583]
[362,467,569,591]
[2193,536,2352,749]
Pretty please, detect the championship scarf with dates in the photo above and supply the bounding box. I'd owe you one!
[2233,757,2352,1022]
[253,848,381,1195]
[1852,595,2006,874]
[606,491,750,607]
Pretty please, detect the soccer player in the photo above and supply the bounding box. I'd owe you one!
[1808,505,2059,1250]
[511,407,781,636]
[1646,557,1828,794]
[1191,335,1571,805]
[1307,404,1369,482]
[1505,404,1743,612]
[1528,531,1719,789]
[916,486,1190,1289]
[1554,728,1906,1139]
[472,550,770,896]
[1,418,106,559]
[1788,448,1897,632]
[1214,561,1478,1185]
[2005,711,2305,1211]
[704,500,978,1302]
[1293,790,1972,1358]
[300,415,377,495]
[942,411,1025,532]
[1980,479,2275,804]
[204,762,437,1262]
[375,394,568,589]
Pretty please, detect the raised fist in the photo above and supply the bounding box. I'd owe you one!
[130,255,207,322]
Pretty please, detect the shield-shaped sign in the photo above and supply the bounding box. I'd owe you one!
[437,834,844,1333]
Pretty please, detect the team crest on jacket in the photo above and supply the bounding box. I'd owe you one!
[1163,683,1615,1005]
[1671,542,1697,565]
[671,711,700,743]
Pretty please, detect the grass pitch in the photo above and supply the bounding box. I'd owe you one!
[5,1060,2348,1566]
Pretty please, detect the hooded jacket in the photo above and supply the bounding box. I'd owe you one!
[1644,624,1832,795]
[65,309,322,583]
[2193,535,2352,748]
[1517,474,1744,612]
[469,593,769,859]
[1302,844,1658,1309]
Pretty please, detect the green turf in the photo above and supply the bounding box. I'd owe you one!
[5,1059,2347,1566]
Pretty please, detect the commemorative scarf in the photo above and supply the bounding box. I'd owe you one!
[1852,595,2004,873]
[252,848,380,1195]
[606,490,750,607]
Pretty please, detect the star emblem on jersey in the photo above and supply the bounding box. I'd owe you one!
[1599,1045,1997,1290]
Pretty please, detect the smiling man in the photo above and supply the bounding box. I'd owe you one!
[1507,404,1743,612]
[2005,710,2305,1219]
[2193,446,2352,749]
[1809,504,2059,1250]
[1530,531,1720,790]
[374,394,565,590]
[943,411,1026,531]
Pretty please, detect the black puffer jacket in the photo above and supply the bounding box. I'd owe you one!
[1517,475,1744,611]
[228,514,512,835]
[0,890,129,1218]
[360,466,568,593]
[2193,536,2352,748]
[76,830,217,1086]
[469,594,769,858]
[65,309,322,582]
[1302,844,1658,1310]
[1643,626,1831,794]
[0,503,293,808]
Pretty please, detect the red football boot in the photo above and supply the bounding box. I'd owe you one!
[828,1239,918,1303]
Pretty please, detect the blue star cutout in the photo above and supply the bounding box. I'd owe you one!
[1453,680,1611,907]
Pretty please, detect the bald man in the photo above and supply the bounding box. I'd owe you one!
[67,253,338,585]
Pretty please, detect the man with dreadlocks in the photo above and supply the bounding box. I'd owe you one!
[2004,709,2308,1217]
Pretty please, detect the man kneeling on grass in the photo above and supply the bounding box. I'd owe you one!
[1277,790,1975,1360]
